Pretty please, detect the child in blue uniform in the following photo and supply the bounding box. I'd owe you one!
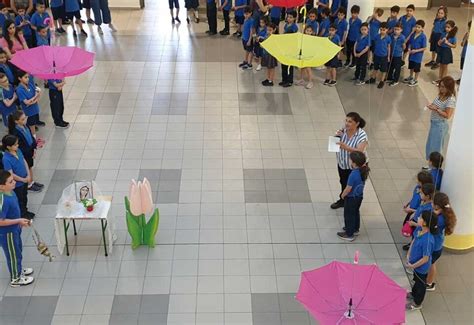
[65,0,88,37]
[353,22,369,85]
[48,79,70,128]
[16,70,42,134]
[218,0,231,35]
[239,7,254,70]
[0,170,34,287]
[15,7,34,48]
[403,20,426,87]
[334,8,348,45]
[0,50,15,85]
[399,4,417,66]
[387,23,405,86]
[305,8,318,36]
[316,0,329,19]
[458,20,470,84]
[36,25,50,46]
[337,151,369,241]
[269,5,281,32]
[279,11,298,87]
[253,17,267,72]
[386,5,400,34]
[426,6,447,69]
[402,171,433,224]
[345,5,361,68]
[367,8,384,69]
[406,210,436,311]
[0,73,17,127]
[426,192,457,291]
[324,24,340,87]
[261,23,278,87]
[50,0,66,34]
[404,183,434,250]
[367,22,390,89]
[435,20,457,85]
[318,8,330,37]
[427,151,443,191]
[0,4,12,35]
[232,0,247,37]
[30,1,51,45]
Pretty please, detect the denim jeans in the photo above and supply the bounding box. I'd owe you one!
[344,196,362,237]
[91,0,112,25]
[425,119,449,160]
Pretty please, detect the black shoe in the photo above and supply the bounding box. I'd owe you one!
[57,27,66,33]
[63,19,71,25]
[25,212,35,220]
[377,81,385,89]
[337,231,355,242]
[424,60,435,67]
[34,182,44,188]
[36,121,46,127]
[55,121,70,128]
[238,61,247,68]
[430,63,439,70]
[343,227,360,236]
[186,17,190,24]
[73,30,77,37]
[208,31,217,35]
[323,79,330,85]
[366,78,376,84]
[81,29,88,37]
[261,79,274,86]
[402,243,411,251]
[80,19,86,24]
[175,17,181,23]
[87,18,95,24]
[28,183,42,192]
[219,30,229,35]
[349,64,356,69]
[330,200,344,209]
[281,82,292,88]
[278,81,286,86]
[328,80,337,86]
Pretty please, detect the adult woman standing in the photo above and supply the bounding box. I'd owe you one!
[425,76,456,161]
[331,112,368,209]
[10,0,33,15]
[90,0,116,34]
[0,20,28,59]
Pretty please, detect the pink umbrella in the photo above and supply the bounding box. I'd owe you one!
[296,258,406,324]
[10,46,94,79]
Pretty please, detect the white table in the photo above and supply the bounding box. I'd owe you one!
[54,196,115,256]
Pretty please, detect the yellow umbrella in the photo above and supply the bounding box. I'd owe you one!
[260,33,343,68]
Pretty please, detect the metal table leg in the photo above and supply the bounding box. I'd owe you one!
[72,219,77,236]
[100,219,108,257]
[63,219,70,256]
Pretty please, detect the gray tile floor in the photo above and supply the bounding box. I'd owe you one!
[0,2,472,325]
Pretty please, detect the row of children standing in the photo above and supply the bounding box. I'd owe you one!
[400,151,458,311]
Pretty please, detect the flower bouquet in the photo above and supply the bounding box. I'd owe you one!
[81,198,97,212]
[125,178,160,249]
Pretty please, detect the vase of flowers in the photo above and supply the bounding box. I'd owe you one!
[81,198,97,212]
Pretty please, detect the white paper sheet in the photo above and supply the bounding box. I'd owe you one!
[328,136,341,153]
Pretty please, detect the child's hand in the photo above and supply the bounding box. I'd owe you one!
[405,261,414,268]
[18,218,31,227]
[231,6,235,11]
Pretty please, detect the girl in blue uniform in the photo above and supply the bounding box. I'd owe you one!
[253,17,267,72]
[406,210,437,311]
[434,20,457,85]
[426,193,457,291]
[426,6,447,69]
[0,72,17,127]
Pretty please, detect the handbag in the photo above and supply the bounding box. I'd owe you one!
[401,221,413,237]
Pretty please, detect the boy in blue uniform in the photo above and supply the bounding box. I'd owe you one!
[0,170,34,287]
[48,79,70,128]
[15,7,34,48]
[402,171,433,233]
[353,22,369,85]
[65,0,88,37]
[345,5,361,68]
[427,152,443,191]
[316,0,329,18]
[0,72,18,126]
[31,1,51,45]
[367,8,383,69]
[330,0,347,18]
[334,8,348,46]
[218,0,231,35]
[367,22,390,89]
[16,70,43,133]
[318,8,330,37]
[406,211,436,311]
[50,0,66,34]
[404,183,434,250]
[280,11,298,87]
[386,5,400,34]
[305,8,319,36]
[206,0,217,35]
[36,25,50,46]
[269,5,282,31]
[232,0,247,37]
[239,7,254,70]
[399,4,417,65]
[425,6,447,69]
[324,24,340,87]
[387,23,406,86]
[0,50,15,85]
[0,4,12,35]
[403,20,426,87]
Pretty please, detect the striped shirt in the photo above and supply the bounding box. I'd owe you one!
[336,128,368,170]
[431,96,456,121]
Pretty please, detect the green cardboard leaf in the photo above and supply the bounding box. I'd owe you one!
[144,208,160,248]
[125,197,144,249]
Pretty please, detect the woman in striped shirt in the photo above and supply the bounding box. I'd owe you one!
[331,112,369,209]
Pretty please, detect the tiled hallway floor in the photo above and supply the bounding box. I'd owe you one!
[0,1,472,324]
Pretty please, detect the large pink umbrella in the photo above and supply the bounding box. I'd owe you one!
[10,46,95,79]
[296,258,406,324]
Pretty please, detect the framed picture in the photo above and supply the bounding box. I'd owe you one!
[74,181,94,202]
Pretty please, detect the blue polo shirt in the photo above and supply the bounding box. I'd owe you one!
[317,0,329,14]
[65,0,80,12]
[270,6,281,19]
[329,34,341,46]
[2,150,28,188]
[0,64,15,84]
[330,0,346,15]
[257,26,267,39]
[409,227,434,274]
[234,0,246,17]
[433,214,445,252]
[0,13,10,31]
[47,79,63,91]
[399,15,416,38]
[386,17,398,33]
[412,202,433,223]
[284,23,298,34]
[439,33,456,48]
[348,17,362,42]
[408,185,422,209]
[430,168,443,191]
[409,32,427,63]
[220,0,231,11]
[15,14,32,37]
[306,18,319,35]
[373,34,390,57]
[347,168,364,198]
[31,12,51,39]
[16,83,40,117]
[334,17,348,40]
[355,35,370,53]
[432,18,446,34]
[37,35,49,47]
[242,18,254,42]
[319,18,331,37]
[0,192,21,234]
[50,0,63,8]
[369,18,381,41]
[0,85,16,122]
[391,34,406,57]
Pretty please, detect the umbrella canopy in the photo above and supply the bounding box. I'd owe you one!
[260,33,342,68]
[296,260,406,324]
[10,46,95,79]
[267,0,306,8]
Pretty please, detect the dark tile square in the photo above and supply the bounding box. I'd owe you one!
[158,180,180,191]
[266,191,289,203]
[139,169,161,181]
[139,295,169,314]
[138,313,168,325]
[238,93,258,108]
[109,313,139,324]
[284,169,307,180]
[25,296,58,315]
[244,169,264,180]
[52,169,75,181]
[42,191,63,205]
[151,108,170,115]
[278,294,306,313]
[156,191,179,204]
[252,293,280,312]
[85,92,104,100]
[111,295,141,314]
[288,191,312,203]
[79,107,99,115]
[100,93,120,107]
[245,191,267,203]
[0,296,30,315]
[286,179,309,191]
[152,99,171,108]
[48,180,73,190]
[244,179,266,191]
[22,314,54,325]
[81,99,101,108]
[159,169,181,180]
[265,180,287,191]
[281,312,310,325]
[264,169,285,180]
[252,313,282,325]
[74,169,98,181]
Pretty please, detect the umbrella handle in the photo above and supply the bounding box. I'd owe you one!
[299,6,307,31]
[353,250,360,264]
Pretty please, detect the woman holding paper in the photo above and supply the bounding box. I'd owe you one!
[331,112,368,210]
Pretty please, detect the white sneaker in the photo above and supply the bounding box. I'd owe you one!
[10,275,34,287]
[97,26,103,34]
[109,24,117,32]
[305,81,314,89]
[255,64,262,71]
[22,268,34,276]
[295,79,305,86]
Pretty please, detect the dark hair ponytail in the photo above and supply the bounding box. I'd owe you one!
[433,192,457,235]
[346,112,366,129]
[421,211,438,235]
[8,110,25,135]
[446,20,458,38]
[349,151,370,181]
[1,134,18,151]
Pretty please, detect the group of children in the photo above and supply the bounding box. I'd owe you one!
[400,151,457,311]
[233,3,469,89]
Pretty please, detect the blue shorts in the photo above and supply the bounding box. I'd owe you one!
[432,249,442,264]
[235,15,244,25]
[242,39,253,52]
[430,32,442,52]
[169,0,179,9]
[51,6,65,20]
[325,55,339,68]
[408,60,421,72]
[373,55,388,72]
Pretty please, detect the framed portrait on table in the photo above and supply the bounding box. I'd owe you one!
[74,181,94,202]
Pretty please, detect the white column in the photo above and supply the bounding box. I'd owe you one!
[349,0,375,22]
[441,21,474,251]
